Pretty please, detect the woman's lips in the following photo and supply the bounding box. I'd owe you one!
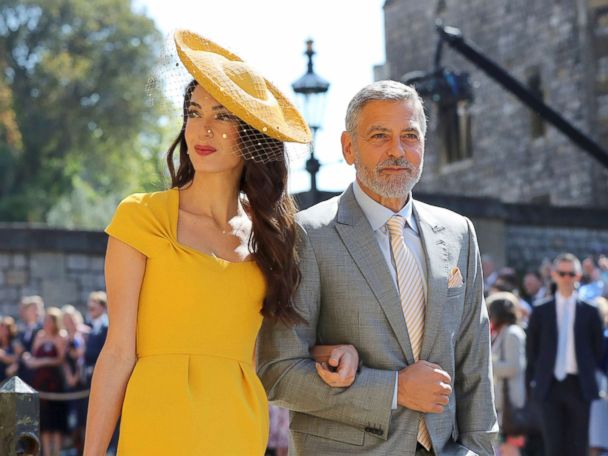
[194,145,217,156]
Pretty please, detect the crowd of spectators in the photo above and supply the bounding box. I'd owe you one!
[483,253,608,456]
[1,252,607,455]
[0,292,109,456]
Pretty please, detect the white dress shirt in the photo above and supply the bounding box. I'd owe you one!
[555,291,578,377]
[353,181,429,409]
[352,181,427,295]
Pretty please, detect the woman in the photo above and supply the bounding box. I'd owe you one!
[62,305,88,455]
[83,30,357,455]
[0,316,18,384]
[487,292,527,456]
[24,307,69,456]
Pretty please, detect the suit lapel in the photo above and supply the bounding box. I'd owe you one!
[413,201,449,361]
[547,300,558,355]
[335,186,415,364]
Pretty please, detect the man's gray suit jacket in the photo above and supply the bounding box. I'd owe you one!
[257,185,498,455]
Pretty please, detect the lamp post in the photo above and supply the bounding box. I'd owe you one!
[292,39,330,202]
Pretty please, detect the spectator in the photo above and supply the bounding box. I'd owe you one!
[579,256,606,302]
[526,253,604,456]
[598,255,608,285]
[523,270,547,306]
[488,292,527,456]
[83,291,108,384]
[489,270,532,327]
[62,305,88,455]
[266,405,288,456]
[589,297,608,456]
[13,295,45,384]
[25,307,68,456]
[0,316,18,384]
[482,253,498,292]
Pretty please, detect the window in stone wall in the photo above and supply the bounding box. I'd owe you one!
[527,70,546,138]
[439,100,473,165]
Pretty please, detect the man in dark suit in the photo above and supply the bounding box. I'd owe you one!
[84,291,109,383]
[526,253,605,456]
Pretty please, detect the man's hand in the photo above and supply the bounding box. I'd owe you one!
[310,344,359,388]
[397,360,452,413]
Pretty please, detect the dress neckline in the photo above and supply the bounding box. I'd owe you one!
[169,188,256,266]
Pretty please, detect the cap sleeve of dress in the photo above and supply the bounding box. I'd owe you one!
[105,193,161,258]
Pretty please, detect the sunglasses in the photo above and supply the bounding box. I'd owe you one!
[556,271,577,278]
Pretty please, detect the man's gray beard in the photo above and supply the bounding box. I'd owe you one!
[355,156,422,199]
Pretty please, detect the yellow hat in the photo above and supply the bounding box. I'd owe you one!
[174,29,311,144]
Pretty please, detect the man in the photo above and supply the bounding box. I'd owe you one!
[481,254,498,293]
[12,295,45,384]
[579,256,605,303]
[523,270,547,306]
[84,291,109,384]
[257,81,497,455]
[526,253,604,456]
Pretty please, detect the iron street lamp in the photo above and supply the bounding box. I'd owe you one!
[292,39,330,199]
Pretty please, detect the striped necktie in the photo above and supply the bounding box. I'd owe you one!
[386,215,432,450]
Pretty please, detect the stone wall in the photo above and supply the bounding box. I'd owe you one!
[383,0,608,208]
[0,225,106,316]
[505,225,608,272]
[1,195,606,316]
[417,192,608,272]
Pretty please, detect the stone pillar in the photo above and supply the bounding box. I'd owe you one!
[0,377,40,456]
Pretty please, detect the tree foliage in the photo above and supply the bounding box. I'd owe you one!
[0,0,169,225]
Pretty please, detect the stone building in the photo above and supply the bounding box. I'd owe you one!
[377,0,608,270]
[0,226,106,316]
[382,0,608,208]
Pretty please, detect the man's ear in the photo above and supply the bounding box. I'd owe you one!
[341,131,355,165]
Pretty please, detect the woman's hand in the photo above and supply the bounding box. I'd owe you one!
[310,344,359,388]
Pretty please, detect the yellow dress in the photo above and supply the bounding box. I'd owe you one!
[105,188,269,455]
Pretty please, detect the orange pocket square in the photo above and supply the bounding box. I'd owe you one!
[448,266,464,288]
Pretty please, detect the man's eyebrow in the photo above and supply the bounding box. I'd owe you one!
[365,125,391,135]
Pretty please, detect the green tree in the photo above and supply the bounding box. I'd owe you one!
[0,0,169,225]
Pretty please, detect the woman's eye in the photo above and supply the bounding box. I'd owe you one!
[215,112,238,122]
[186,110,200,118]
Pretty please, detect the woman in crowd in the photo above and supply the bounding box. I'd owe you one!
[25,307,69,456]
[62,305,88,455]
[0,316,17,384]
[488,292,527,456]
[84,30,357,455]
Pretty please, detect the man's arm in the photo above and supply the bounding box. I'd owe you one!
[453,218,498,454]
[525,307,540,389]
[256,225,396,439]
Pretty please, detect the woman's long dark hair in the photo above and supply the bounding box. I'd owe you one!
[167,80,303,325]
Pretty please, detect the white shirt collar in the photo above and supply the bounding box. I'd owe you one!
[556,291,577,305]
[352,180,418,234]
[92,313,108,331]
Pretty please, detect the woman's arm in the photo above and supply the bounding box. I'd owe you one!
[0,348,16,364]
[493,329,526,379]
[83,237,146,456]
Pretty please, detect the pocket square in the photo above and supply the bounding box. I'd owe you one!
[448,266,464,288]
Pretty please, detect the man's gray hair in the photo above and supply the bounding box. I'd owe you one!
[345,80,427,135]
[553,252,582,275]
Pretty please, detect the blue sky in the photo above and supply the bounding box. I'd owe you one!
[132,0,386,193]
